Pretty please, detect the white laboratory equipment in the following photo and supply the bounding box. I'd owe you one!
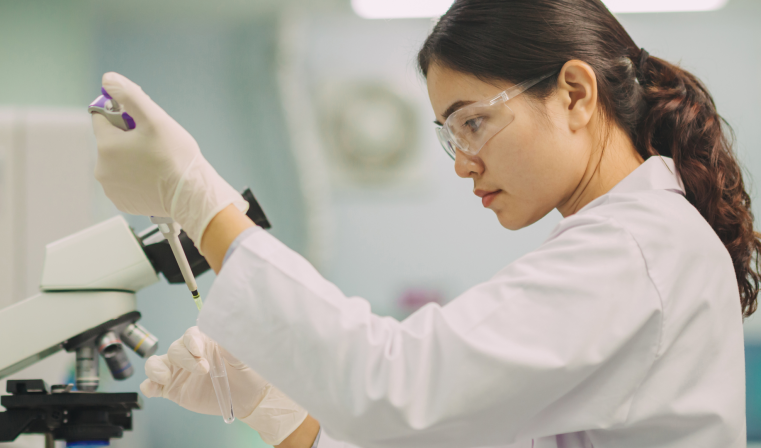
[0,189,271,447]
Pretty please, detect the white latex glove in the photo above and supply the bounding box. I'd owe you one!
[92,72,248,246]
[140,327,308,446]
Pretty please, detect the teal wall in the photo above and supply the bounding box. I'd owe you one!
[0,0,95,107]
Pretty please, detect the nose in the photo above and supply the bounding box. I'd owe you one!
[454,149,484,178]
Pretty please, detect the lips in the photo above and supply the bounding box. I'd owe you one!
[474,189,501,208]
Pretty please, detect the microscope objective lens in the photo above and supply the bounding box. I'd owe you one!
[75,345,99,392]
[121,323,159,358]
[97,331,134,380]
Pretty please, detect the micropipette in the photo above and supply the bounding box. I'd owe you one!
[150,217,235,424]
[89,90,235,424]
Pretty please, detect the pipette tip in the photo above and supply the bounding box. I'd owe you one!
[192,291,203,311]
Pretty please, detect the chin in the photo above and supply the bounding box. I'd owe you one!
[495,209,544,231]
[495,212,529,231]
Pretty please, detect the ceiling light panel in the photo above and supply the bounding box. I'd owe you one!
[351,0,730,19]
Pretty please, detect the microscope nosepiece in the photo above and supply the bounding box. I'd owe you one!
[97,331,134,380]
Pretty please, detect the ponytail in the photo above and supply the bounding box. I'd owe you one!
[418,0,761,318]
[636,53,761,318]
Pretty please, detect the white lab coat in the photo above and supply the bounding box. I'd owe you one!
[198,156,746,448]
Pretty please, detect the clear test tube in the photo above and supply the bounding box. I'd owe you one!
[209,342,234,424]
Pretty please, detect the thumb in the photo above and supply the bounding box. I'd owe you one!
[218,344,248,370]
[169,330,210,375]
[145,354,173,385]
[101,72,166,129]
[140,378,164,398]
[91,112,125,146]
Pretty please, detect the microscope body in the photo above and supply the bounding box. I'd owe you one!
[0,188,270,446]
[0,216,156,446]
[0,216,157,381]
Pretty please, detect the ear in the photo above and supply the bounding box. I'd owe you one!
[555,60,598,132]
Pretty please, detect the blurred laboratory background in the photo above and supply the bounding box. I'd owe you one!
[0,0,759,446]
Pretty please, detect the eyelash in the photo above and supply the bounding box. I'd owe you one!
[463,117,484,133]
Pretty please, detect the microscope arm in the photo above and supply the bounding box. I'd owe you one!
[0,216,157,380]
[0,188,270,445]
[0,188,270,381]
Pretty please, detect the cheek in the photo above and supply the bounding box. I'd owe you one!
[486,113,565,195]
[481,110,579,226]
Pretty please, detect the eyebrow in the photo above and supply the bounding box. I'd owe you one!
[434,100,475,126]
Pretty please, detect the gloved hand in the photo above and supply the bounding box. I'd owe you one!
[140,327,308,446]
[92,72,248,246]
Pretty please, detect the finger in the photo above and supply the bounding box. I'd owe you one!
[139,378,164,398]
[183,326,207,358]
[191,328,247,370]
[101,72,165,128]
[145,354,173,385]
[195,326,246,369]
[168,336,210,375]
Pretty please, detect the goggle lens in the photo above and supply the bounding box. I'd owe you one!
[432,71,557,161]
[437,104,515,160]
[435,127,457,160]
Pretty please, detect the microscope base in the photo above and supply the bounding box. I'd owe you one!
[0,379,140,445]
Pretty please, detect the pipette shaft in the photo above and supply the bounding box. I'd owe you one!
[154,219,203,310]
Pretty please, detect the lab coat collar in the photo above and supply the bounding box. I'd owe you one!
[608,156,685,196]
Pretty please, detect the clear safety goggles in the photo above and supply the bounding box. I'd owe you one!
[435,72,556,160]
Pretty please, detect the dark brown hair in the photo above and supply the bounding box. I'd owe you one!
[418,0,761,318]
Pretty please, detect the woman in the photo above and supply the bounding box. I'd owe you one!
[92,0,759,447]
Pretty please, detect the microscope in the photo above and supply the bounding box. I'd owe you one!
[0,189,270,447]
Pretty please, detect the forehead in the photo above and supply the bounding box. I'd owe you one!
[426,63,512,121]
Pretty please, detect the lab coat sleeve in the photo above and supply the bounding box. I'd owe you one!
[317,429,360,448]
[198,214,662,448]
[316,430,530,448]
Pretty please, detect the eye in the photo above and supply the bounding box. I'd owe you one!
[462,116,485,134]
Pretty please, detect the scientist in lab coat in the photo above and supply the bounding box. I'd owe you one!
[91,0,756,447]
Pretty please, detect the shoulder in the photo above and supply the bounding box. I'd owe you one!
[514,189,712,298]
[558,189,736,306]
[498,207,651,296]
[571,189,730,266]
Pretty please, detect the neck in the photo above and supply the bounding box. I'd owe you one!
[556,126,644,217]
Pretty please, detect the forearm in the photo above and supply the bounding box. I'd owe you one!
[200,206,320,447]
[200,204,255,273]
[276,415,321,448]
